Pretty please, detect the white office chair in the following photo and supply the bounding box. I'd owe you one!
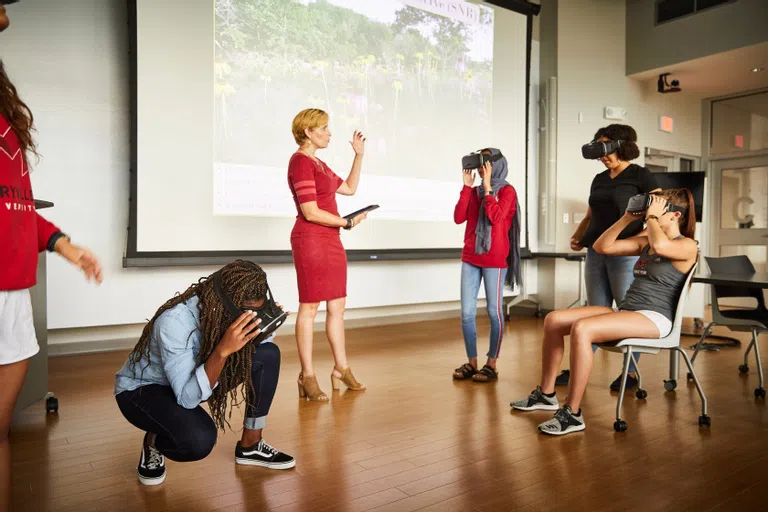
[597,257,710,432]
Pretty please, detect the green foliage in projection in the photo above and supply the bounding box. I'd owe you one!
[214,0,494,176]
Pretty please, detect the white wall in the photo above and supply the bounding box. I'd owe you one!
[3,0,529,346]
[542,0,705,309]
[626,0,768,75]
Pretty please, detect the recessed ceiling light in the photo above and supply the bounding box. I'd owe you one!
[751,67,765,73]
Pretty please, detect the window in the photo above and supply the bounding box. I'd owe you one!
[711,91,768,156]
[656,0,736,24]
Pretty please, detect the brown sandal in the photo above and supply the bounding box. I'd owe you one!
[453,363,478,380]
[298,372,329,401]
[472,365,498,382]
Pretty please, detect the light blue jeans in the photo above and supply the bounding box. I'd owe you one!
[585,247,640,372]
[460,262,508,359]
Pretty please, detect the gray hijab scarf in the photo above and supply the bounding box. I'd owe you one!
[474,147,522,289]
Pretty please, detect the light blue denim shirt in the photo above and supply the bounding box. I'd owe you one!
[114,295,273,411]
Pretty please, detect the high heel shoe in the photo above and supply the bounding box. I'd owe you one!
[298,372,328,401]
[331,367,366,391]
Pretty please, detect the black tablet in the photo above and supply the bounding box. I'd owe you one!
[343,204,379,220]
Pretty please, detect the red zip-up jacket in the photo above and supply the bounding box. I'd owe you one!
[454,184,517,268]
[1,115,62,290]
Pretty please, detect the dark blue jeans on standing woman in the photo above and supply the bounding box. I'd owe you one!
[460,262,508,360]
[585,247,640,372]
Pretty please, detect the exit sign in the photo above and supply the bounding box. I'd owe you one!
[659,116,674,133]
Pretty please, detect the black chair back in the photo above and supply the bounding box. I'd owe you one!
[705,255,765,308]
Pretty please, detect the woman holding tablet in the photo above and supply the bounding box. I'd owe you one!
[287,108,368,401]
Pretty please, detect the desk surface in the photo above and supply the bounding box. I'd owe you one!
[694,272,768,289]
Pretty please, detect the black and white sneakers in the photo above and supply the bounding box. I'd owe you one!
[537,406,586,436]
[235,438,296,470]
[510,386,560,411]
[511,389,586,436]
[137,433,166,486]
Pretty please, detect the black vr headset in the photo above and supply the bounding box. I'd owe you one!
[581,139,623,159]
[626,193,687,216]
[213,270,287,344]
[462,149,504,170]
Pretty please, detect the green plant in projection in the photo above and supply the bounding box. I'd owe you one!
[312,60,332,114]
[214,61,236,142]
[391,79,403,147]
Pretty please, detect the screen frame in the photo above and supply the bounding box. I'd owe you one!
[123,0,539,267]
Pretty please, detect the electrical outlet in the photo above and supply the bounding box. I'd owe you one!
[563,213,570,224]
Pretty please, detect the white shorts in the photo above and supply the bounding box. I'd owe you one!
[0,289,39,365]
[615,308,672,338]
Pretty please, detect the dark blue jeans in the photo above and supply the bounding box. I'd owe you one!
[116,342,281,462]
[585,247,640,372]
[460,262,508,359]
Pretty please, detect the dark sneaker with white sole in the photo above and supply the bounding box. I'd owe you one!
[537,406,585,436]
[235,438,296,469]
[137,433,166,486]
[510,386,560,411]
[610,374,639,392]
[555,370,570,386]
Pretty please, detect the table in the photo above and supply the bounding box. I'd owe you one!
[505,251,587,319]
[664,271,768,389]
[14,200,58,416]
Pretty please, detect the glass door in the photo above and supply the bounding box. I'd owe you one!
[712,157,768,307]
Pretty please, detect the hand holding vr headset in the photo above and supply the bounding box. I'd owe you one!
[624,192,686,220]
[212,270,289,359]
[461,150,502,190]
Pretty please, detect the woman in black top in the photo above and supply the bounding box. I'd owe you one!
[560,125,660,391]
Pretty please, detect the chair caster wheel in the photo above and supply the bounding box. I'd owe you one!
[664,380,677,391]
[46,396,59,414]
[755,388,766,399]
[698,415,711,427]
[613,420,628,432]
[738,365,749,374]
[635,389,647,400]
[534,310,545,318]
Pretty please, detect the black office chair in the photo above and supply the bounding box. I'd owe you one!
[689,255,767,399]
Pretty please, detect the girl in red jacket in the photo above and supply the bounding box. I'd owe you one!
[0,5,102,509]
[452,148,520,383]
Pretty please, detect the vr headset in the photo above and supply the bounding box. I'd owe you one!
[213,270,287,344]
[462,149,504,170]
[626,193,687,216]
[581,139,622,159]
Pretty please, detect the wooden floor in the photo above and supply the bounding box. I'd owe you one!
[9,314,768,511]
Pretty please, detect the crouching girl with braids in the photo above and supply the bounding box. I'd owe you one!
[114,260,295,486]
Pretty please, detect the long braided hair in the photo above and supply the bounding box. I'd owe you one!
[127,260,268,431]
[0,59,39,165]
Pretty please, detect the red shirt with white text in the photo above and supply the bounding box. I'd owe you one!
[0,115,60,290]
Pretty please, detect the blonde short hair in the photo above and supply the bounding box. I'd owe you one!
[292,108,329,145]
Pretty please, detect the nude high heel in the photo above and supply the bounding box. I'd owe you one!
[331,367,366,391]
[298,372,328,401]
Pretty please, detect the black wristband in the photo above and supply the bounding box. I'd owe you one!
[344,218,352,230]
[47,232,68,252]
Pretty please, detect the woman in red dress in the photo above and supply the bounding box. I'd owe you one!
[288,108,368,401]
